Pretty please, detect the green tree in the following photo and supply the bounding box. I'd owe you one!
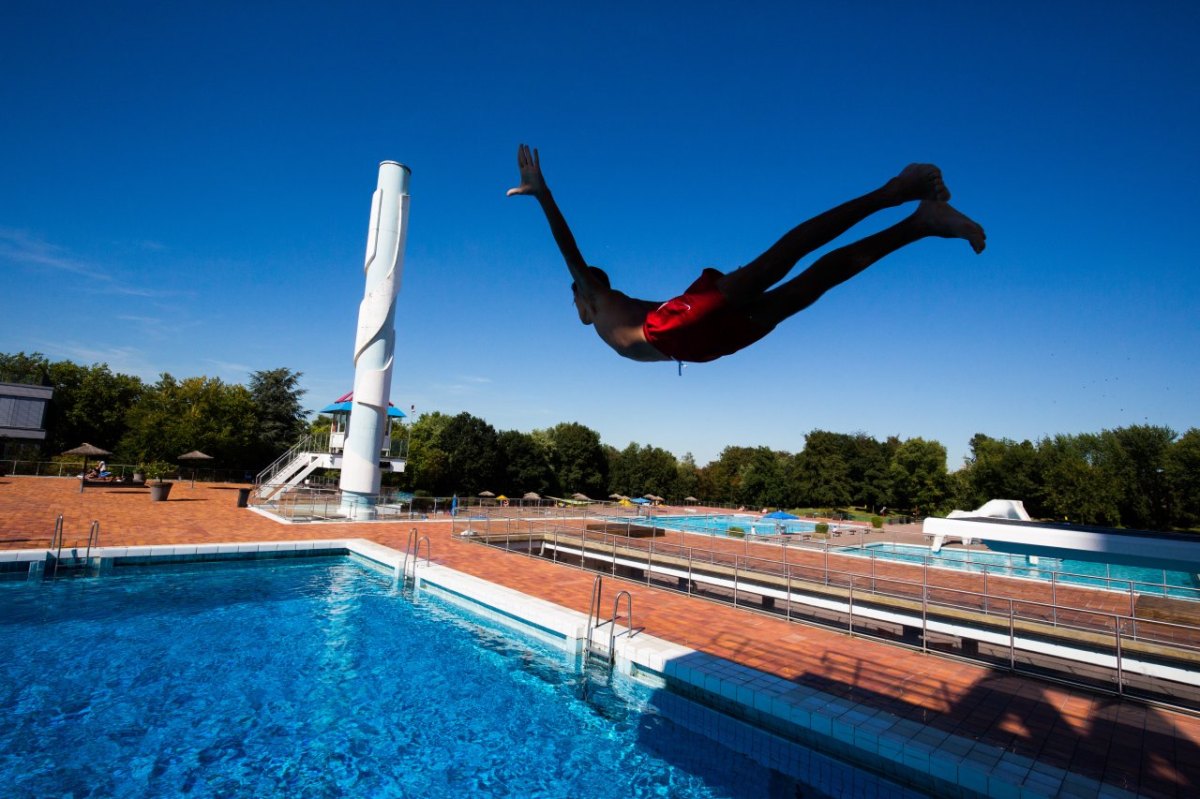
[0,351,51,384]
[636,445,681,500]
[675,452,701,503]
[51,361,145,456]
[607,442,681,499]
[1166,428,1200,529]
[959,434,1043,514]
[118,374,256,467]
[248,368,308,468]
[543,422,607,497]
[496,429,556,496]
[888,437,951,516]
[734,446,788,508]
[1037,433,1121,525]
[403,412,453,492]
[700,446,758,505]
[794,430,853,509]
[1108,425,1175,530]
[846,432,893,511]
[440,413,500,496]
[607,442,642,498]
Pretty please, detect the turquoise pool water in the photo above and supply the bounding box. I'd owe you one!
[627,514,818,537]
[0,557,920,798]
[838,542,1200,600]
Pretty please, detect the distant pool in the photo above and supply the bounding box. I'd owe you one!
[627,514,818,538]
[837,542,1200,600]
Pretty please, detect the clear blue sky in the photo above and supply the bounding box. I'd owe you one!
[3,2,1197,468]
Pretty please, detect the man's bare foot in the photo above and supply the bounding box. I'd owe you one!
[914,200,986,253]
[887,163,951,204]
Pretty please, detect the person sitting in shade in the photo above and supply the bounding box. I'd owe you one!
[507,144,985,365]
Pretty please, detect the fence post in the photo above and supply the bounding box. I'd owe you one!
[1008,599,1016,670]
[848,576,854,636]
[786,566,792,622]
[1052,573,1058,626]
[1114,615,1125,696]
[733,558,739,607]
[921,578,928,653]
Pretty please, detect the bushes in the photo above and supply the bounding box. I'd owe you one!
[871,515,883,529]
[814,522,829,537]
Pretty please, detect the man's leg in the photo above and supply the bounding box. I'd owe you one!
[753,201,986,323]
[717,164,951,299]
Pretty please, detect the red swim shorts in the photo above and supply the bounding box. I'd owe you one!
[642,268,776,363]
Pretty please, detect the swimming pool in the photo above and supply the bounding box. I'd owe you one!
[0,556,920,798]
[837,542,1200,600]
[631,514,819,537]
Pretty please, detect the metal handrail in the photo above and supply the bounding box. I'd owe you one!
[584,575,604,671]
[255,433,326,487]
[84,520,99,565]
[607,590,635,666]
[399,527,431,585]
[50,514,64,577]
[50,514,63,549]
[494,525,1200,655]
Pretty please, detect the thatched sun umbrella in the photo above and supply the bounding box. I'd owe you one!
[178,450,214,488]
[63,443,112,493]
[478,490,495,497]
[571,492,590,501]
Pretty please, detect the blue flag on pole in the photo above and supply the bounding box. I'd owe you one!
[450,494,458,516]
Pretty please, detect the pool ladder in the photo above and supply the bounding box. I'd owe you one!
[583,575,639,670]
[398,527,431,586]
[48,516,100,577]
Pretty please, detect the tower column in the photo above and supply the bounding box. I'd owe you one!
[339,161,411,519]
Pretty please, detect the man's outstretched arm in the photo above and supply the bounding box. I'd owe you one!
[507,144,602,297]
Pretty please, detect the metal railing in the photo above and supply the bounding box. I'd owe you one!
[399,527,430,585]
[0,458,265,484]
[255,434,326,487]
[456,512,1200,711]
[453,506,1200,606]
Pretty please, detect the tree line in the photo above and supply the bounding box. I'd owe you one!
[3,352,1197,530]
[0,352,307,473]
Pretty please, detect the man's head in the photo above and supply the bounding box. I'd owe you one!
[571,265,609,324]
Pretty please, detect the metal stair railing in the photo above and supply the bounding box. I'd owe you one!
[50,514,64,577]
[606,590,636,666]
[255,433,330,491]
[583,577,640,668]
[399,527,431,586]
[84,521,99,567]
[584,575,604,671]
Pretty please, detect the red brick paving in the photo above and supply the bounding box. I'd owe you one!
[2,477,1198,797]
